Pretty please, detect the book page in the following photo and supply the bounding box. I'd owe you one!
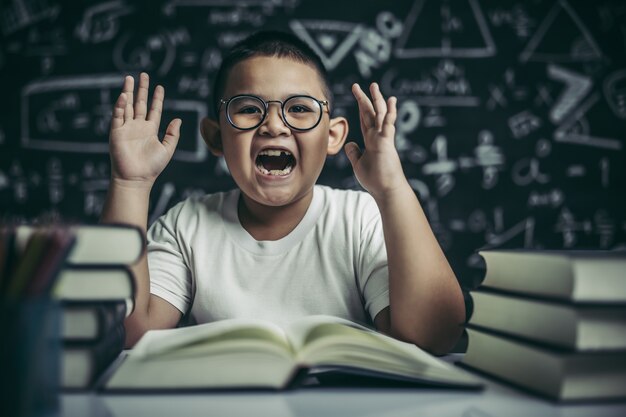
[285,315,445,367]
[284,315,375,351]
[132,318,293,359]
[285,315,481,386]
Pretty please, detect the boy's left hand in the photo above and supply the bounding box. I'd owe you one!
[345,83,407,200]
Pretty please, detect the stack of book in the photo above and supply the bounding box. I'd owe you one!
[3,224,143,390]
[462,249,626,401]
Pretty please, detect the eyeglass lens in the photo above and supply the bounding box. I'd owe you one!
[227,96,322,130]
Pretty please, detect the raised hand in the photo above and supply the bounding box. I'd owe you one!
[344,83,406,200]
[109,73,181,187]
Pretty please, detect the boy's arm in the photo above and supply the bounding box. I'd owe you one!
[345,83,465,355]
[101,73,183,347]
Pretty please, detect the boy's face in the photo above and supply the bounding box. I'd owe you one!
[215,56,346,208]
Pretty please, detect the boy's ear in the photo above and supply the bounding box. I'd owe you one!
[327,116,349,156]
[200,117,223,156]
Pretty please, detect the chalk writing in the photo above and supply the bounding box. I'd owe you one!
[0,0,624,290]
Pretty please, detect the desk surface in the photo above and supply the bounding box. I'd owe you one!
[61,382,626,417]
[61,356,626,417]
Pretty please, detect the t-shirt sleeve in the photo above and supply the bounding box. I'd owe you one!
[356,194,390,321]
[147,203,193,315]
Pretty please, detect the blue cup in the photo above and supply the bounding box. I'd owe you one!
[0,299,61,417]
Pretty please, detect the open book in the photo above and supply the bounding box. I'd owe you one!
[104,315,482,391]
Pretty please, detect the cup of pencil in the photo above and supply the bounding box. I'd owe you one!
[1,226,68,417]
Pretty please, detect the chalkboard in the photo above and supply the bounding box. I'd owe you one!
[2,0,625,288]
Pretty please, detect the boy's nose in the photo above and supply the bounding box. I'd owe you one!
[259,103,290,136]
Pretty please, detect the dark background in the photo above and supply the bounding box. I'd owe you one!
[1,0,625,290]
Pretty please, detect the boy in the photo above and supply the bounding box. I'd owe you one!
[101,31,465,355]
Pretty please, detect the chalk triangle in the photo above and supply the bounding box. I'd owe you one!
[395,0,495,58]
[519,0,603,62]
[290,20,363,71]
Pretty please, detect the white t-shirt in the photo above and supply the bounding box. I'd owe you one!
[147,185,389,327]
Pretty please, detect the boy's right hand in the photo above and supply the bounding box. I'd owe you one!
[109,73,181,188]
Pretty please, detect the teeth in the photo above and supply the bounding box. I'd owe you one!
[258,164,294,176]
[256,148,295,176]
[258,149,292,156]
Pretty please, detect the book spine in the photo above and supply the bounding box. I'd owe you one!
[54,265,136,302]
[66,223,146,266]
[62,322,125,389]
[61,301,127,342]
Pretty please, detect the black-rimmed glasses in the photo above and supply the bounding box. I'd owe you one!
[218,94,329,131]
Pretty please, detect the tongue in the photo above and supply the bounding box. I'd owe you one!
[258,155,289,171]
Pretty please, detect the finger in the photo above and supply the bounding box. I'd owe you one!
[344,141,362,168]
[162,118,181,155]
[111,92,127,130]
[123,75,134,121]
[134,72,149,119]
[148,85,165,132]
[351,83,376,129]
[382,96,397,138]
[370,83,387,131]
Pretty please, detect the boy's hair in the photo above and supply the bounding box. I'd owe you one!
[212,30,333,117]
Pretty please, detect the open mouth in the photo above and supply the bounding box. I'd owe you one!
[255,149,296,176]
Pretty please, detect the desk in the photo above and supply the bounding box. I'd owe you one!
[61,356,626,417]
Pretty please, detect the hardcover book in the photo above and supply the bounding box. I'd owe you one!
[478,250,626,302]
[462,327,626,401]
[104,315,482,391]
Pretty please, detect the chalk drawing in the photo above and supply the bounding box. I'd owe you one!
[113,28,189,76]
[376,11,403,39]
[395,0,495,58]
[0,0,59,36]
[519,0,603,63]
[163,99,208,162]
[423,107,445,127]
[75,1,133,44]
[485,217,535,248]
[488,5,534,39]
[554,93,623,150]
[594,209,616,248]
[395,99,420,152]
[508,110,541,139]
[21,74,121,152]
[380,61,479,107]
[21,75,208,161]
[512,158,550,186]
[208,6,266,27]
[604,69,626,120]
[600,158,610,188]
[528,189,564,208]
[422,135,457,196]
[486,84,507,110]
[555,207,593,247]
[290,20,363,71]
[422,135,457,175]
[547,64,592,124]
[533,84,554,108]
[566,164,585,177]
[162,0,295,17]
[475,130,504,189]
